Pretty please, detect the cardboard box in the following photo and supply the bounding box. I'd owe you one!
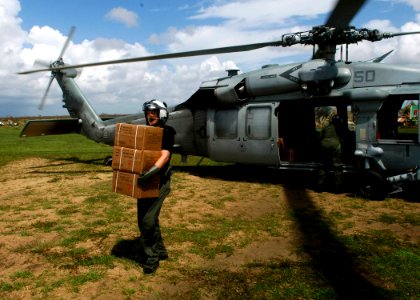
[112,123,163,199]
[114,123,163,150]
[112,170,160,199]
[112,147,161,174]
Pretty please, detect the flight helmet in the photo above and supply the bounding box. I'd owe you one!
[142,99,168,125]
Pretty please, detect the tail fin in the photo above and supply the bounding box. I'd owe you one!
[54,70,107,142]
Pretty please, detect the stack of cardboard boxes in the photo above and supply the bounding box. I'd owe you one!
[111,123,163,198]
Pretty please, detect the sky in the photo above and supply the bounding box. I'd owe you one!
[0,0,420,117]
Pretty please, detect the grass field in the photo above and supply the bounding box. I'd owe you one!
[0,127,419,299]
[0,126,113,167]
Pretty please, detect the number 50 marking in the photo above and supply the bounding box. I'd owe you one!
[354,70,375,82]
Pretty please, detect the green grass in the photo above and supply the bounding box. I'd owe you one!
[0,126,221,168]
[163,213,285,259]
[172,226,420,299]
[0,127,112,167]
[0,125,419,299]
[68,270,104,290]
[342,231,420,298]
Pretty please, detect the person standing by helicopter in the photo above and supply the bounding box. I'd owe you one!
[136,99,176,274]
[318,113,344,191]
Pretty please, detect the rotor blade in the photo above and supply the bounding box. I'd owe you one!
[326,0,366,29]
[371,50,393,63]
[39,75,54,110]
[18,67,56,75]
[387,31,420,38]
[57,26,76,59]
[34,59,50,68]
[18,40,284,75]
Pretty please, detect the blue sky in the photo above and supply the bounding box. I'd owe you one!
[18,1,202,46]
[1,0,420,117]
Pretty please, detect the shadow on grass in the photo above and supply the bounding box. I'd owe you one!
[173,164,419,202]
[283,186,388,299]
[50,156,110,166]
[110,237,146,266]
[175,164,391,298]
[26,156,112,174]
[172,164,313,185]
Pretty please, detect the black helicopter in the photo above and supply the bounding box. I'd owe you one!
[19,0,420,199]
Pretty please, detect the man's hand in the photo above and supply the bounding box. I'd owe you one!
[138,165,160,187]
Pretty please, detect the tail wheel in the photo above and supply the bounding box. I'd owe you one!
[357,170,388,200]
[104,156,113,166]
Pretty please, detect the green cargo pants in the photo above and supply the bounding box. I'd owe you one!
[137,178,171,265]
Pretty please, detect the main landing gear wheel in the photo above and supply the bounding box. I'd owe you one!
[357,170,389,200]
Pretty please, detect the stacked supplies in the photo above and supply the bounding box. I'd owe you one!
[111,123,163,198]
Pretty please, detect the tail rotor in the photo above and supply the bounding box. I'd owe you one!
[37,26,76,110]
[39,75,54,110]
[57,26,75,60]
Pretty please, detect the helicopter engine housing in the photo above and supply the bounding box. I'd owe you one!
[212,64,302,104]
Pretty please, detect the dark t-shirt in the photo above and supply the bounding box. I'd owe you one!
[160,125,176,178]
[161,125,175,152]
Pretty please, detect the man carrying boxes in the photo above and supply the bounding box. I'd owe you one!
[112,99,175,274]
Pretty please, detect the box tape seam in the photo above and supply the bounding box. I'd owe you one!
[114,170,119,192]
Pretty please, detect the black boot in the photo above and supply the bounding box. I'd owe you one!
[142,259,159,274]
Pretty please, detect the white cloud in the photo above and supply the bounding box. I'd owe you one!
[391,20,420,64]
[401,0,420,11]
[191,0,336,28]
[0,0,25,68]
[362,19,398,32]
[1,0,420,117]
[105,7,138,28]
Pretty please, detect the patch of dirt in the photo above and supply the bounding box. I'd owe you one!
[0,158,418,299]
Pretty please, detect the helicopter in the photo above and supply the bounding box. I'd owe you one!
[18,0,420,200]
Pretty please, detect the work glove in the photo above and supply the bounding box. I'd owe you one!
[138,165,160,187]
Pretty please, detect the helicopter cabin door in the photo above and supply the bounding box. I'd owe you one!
[276,100,319,162]
[208,103,279,165]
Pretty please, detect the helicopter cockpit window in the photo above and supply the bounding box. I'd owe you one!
[377,98,419,141]
[246,106,271,139]
[215,109,238,139]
